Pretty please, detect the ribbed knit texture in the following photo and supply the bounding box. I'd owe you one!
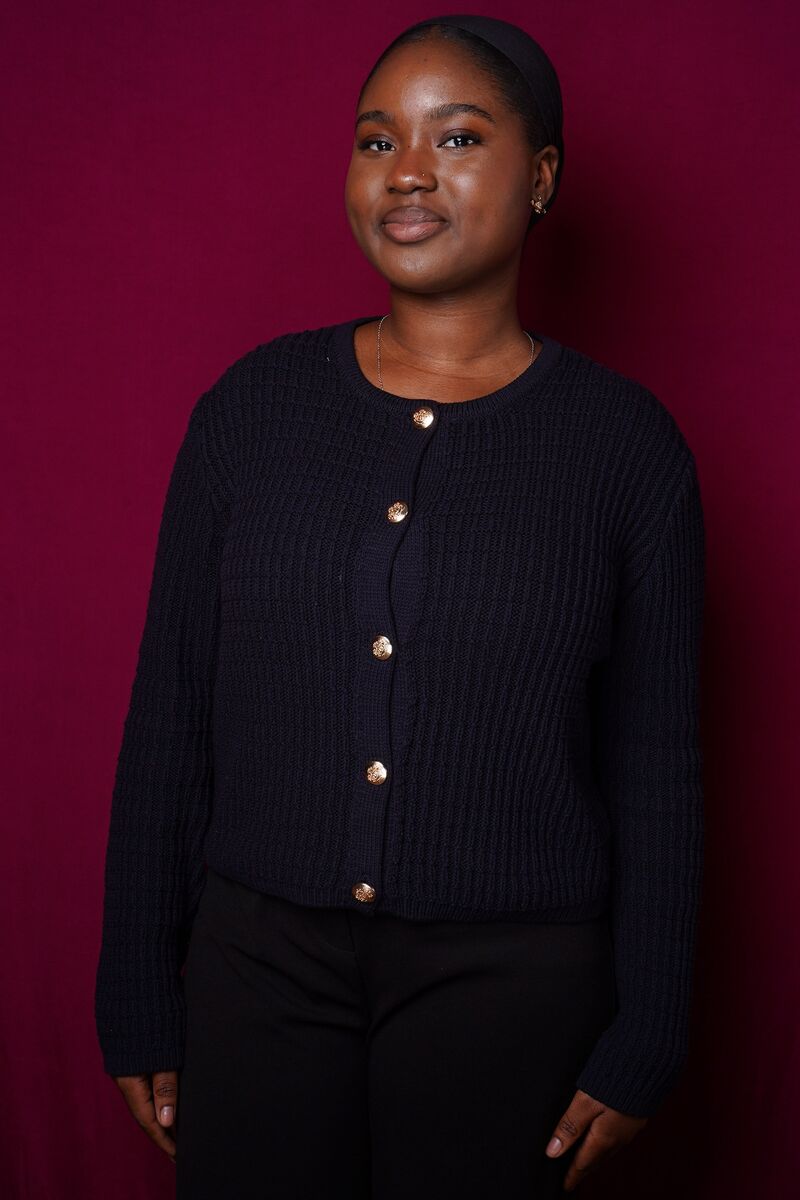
[94,314,706,1118]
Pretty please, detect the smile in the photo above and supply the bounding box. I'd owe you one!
[381,219,448,244]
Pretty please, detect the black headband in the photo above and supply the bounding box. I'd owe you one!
[398,13,564,227]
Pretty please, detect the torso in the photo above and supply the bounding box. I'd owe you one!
[353,319,545,404]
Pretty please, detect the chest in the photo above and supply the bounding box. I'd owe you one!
[218,402,621,663]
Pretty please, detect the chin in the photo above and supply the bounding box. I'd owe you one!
[369,247,467,290]
[376,265,463,295]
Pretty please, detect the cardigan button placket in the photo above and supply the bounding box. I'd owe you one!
[372,634,393,659]
[412,405,435,428]
[365,760,388,784]
[386,500,408,522]
[351,882,376,904]
[345,401,441,912]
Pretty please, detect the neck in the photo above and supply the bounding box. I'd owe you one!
[380,292,530,378]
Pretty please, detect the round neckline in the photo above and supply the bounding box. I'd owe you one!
[328,314,563,423]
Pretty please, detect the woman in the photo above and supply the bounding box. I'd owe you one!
[95,14,706,1198]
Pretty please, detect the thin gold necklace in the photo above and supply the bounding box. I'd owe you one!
[375,314,535,391]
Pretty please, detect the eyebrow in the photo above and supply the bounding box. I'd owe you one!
[355,102,496,130]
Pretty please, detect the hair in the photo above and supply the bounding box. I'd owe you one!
[357,22,549,236]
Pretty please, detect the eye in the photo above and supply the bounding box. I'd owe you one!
[440,132,481,148]
[358,138,393,152]
[357,131,483,153]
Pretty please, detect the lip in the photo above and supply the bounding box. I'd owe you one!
[382,220,447,244]
[382,205,446,224]
[381,206,448,243]
[381,207,448,245]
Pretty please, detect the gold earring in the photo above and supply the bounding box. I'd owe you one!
[530,194,547,215]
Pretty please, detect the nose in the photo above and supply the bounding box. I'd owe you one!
[385,146,435,191]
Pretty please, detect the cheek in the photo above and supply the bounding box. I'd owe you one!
[343,162,358,210]
[344,158,370,212]
[451,164,525,222]
[343,174,379,254]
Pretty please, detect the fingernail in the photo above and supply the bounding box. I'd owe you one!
[160,1105,174,1125]
[546,1136,562,1156]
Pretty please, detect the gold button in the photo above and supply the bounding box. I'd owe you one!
[372,634,393,659]
[365,760,387,784]
[412,406,435,428]
[387,500,409,522]
[352,882,376,903]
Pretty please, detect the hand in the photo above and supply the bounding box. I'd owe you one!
[545,1088,648,1190]
[113,1070,179,1163]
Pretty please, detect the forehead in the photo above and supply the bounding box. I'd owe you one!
[362,36,498,104]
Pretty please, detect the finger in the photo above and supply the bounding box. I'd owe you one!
[544,1090,599,1158]
[152,1069,179,1130]
[562,1122,618,1191]
[115,1073,178,1162]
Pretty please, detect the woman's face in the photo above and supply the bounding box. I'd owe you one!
[345,37,543,295]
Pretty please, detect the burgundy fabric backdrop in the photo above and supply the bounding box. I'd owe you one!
[2,1,797,1196]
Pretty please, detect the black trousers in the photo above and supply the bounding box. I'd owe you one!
[175,867,617,1199]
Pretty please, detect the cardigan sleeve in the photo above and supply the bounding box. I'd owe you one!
[94,394,225,1077]
[575,449,707,1117]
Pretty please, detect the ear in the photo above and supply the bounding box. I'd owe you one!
[531,144,560,206]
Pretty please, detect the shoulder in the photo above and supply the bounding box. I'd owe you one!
[195,320,345,416]
[549,340,702,560]
[184,321,349,470]
[554,338,697,470]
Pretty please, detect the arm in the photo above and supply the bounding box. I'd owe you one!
[94,393,226,1077]
[575,450,707,1117]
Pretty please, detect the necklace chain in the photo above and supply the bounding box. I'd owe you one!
[376,314,535,392]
